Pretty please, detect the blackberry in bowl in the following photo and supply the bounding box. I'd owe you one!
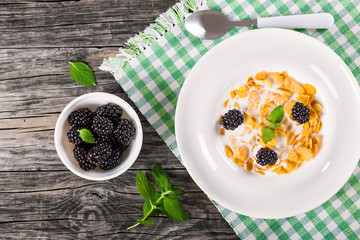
[221,109,244,130]
[54,92,143,181]
[291,102,310,124]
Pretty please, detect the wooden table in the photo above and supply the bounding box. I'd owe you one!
[0,1,238,238]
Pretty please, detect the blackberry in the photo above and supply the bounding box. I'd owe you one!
[221,109,244,130]
[67,127,83,145]
[95,103,123,123]
[291,102,310,124]
[68,108,93,127]
[73,145,96,170]
[87,142,112,165]
[94,133,112,143]
[91,116,114,138]
[113,142,128,153]
[114,118,136,146]
[100,149,123,170]
[256,148,278,166]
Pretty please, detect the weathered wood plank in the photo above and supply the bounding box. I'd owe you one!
[0,47,116,82]
[0,0,179,48]
[0,170,237,239]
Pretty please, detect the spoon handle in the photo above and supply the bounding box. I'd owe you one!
[257,13,334,29]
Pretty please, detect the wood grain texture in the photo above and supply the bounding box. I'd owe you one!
[0,0,239,239]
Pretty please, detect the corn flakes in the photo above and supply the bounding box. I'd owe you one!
[220,71,322,175]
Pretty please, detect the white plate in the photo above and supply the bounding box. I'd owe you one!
[175,28,360,219]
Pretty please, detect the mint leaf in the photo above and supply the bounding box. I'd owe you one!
[77,129,96,144]
[162,196,188,221]
[262,126,275,144]
[170,187,185,197]
[137,219,154,226]
[152,163,170,191]
[268,105,284,124]
[182,211,190,220]
[150,208,162,217]
[143,199,152,216]
[136,170,156,201]
[69,61,96,86]
[269,122,281,128]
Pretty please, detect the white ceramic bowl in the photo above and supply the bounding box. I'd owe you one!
[54,92,143,181]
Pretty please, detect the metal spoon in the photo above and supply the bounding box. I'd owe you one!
[185,10,334,39]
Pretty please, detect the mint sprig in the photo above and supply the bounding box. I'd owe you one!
[69,61,96,86]
[128,164,189,229]
[262,105,284,144]
[77,129,96,144]
[262,126,275,145]
[268,105,285,123]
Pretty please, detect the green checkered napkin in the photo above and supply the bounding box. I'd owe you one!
[101,0,360,238]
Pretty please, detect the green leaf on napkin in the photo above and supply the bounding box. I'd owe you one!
[77,129,96,144]
[69,61,96,86]
[128,164,189,230]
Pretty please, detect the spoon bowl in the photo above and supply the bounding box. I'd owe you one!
[185,10,231,39]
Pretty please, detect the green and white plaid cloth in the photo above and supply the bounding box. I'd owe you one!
[101,0,360,238]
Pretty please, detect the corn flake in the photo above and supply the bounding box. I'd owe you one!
[286,160,299,172]
[287,150,298,162]
[296,147,312,162]
[267,72,284,84]
[263,79,273,87]
[304,83,317,95]
[220,128,225,135]
[248,90,260,110]
[255,72,266,80]
[225,145,233,158]
[236,86,248,98]
[238,145,249,162]
[245,158,254,172]
[288,77,305,94]
[244,111,256,129]
[234,157,245,166]
[313,102,322,113]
